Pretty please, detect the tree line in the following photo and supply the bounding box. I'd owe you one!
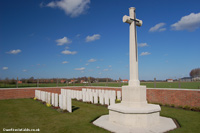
[0,76,116,84]
[190,68,200,78]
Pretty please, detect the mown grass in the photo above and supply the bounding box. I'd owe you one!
[0,99,200,133]
[160,106,200,133]
[0,99,109,133]
[141,82,200,89]
[1,81,200,89]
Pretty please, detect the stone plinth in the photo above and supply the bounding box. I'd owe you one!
[93,85,177,132]
[108,103,160,128]
[109,85,161,128]
[93,115,177,133]
[121,86,147,107]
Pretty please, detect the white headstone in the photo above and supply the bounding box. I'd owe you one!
[45,92,48,103]
[79,91,82,100]
[35,90,37,98]
[67,90,72,113]
[74,90,77,99]
[93,92,98,104]
[89,91,93,103]
[63,95,67,110]
[82,89,86,102]
[96,90,100,96]
[76,91,79,100]
[59,94,63,109]
[43,91,46,102]
[41,91,44,102]
[104,91,109,105]
[38,90,41,100]
[52,93,55,106]
[35,90,38,98]
[61,89,64,95]
[109,91,116,105]
[71,90,74,99]
[117,91,121,100]
[85,90,89,102]
[55,93,58,107]
[99,92,104,105]
[48,92,51,104]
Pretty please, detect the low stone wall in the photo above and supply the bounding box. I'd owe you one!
[147,88,200,108]
[0,87,199,108]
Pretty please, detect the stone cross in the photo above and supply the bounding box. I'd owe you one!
[123,7,142,87]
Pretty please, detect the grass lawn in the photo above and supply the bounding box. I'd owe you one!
[0,99,200,133]
[1,82,200,89]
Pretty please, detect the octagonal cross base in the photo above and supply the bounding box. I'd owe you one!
[108,103,161,128]
[93,103,177,133]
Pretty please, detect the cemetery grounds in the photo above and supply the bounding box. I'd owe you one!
[0,98,200,133]
[0,81,200,89]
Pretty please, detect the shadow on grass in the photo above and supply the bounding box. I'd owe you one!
[72,106,80,112]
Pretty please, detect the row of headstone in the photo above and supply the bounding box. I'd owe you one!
[35,90,72,113]
[69,88,121,106]
[35,89,121,111]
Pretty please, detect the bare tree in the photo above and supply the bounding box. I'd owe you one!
[190,68,200,78]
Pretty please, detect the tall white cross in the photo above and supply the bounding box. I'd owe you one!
[123,7,142,87]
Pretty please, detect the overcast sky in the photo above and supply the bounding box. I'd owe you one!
[1,0,200,80]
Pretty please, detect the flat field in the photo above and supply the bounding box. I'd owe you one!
[0,81,200,89]
[0,99,199,133]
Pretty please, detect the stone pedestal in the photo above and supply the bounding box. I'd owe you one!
[93,86,177,133]
[121,86,147,107]
[109,85,162,127]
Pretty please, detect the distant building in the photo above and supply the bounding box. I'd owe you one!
[80,80,88,83]
[180,77,192,82]
[60,80,66,83]
[122,79,129,83]
[192,76,200,81]
[69,79,77,84]
[167,79,173,82]
[18,81,22,84]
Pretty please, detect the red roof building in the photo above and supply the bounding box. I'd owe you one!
[122,79,129,83]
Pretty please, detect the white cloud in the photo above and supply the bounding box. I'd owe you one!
[23,69,27,72]
[103,69,109,71]
[61,50,77,55]
[2,67,8,70]
[39,2,45,8]
[74,67,85,71]
[47,0,90,17]
[149,23,166,32]
[140,52,151,56]
[138,43,148,47]
[108,65,112,68]
[88,58,96,62]
[65,46,69,49]
[62,61,69,64]
[47,2,56,8]
[171,12,200,31]
[85,63,89,66]
[96,66,100,69]
[7,49,21,54]
[56,37,71,46]
[86,34,100,42]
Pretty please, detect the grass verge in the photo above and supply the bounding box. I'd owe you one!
[0,99,199,133]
